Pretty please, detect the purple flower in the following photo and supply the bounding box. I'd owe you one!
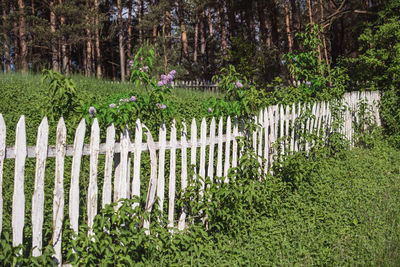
[130,96,137,102]
[169,70,177,76]
[161,74,167,81]
[156,103,166,109]
[166,74,174,81]
[109,103,116,108]
[306,81,311,87]
[208,107,212,113]
[235,81,243,88]
[88,106,96,118]
[294,57,298,62]
[129,60,134,67]
[158,81,164,87]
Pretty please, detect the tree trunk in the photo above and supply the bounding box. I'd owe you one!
[257,1,268,47]
[283,0,293,53]
[267,0,279,48]
[127,0,132,77]
[218,1,227,57]
[245,3,256,42]
[138,0,143,45]
[117,0,125,81]
[208,8,213,38]
[200,10,206,56]
[320,0,330,76]
[18,0,27,73]
[50,1,59,72]
[59,0,69,74]
[227,0,235,41]
[163,2,171,73]
[193,14,199,63]
[94,0,102,78]
[307,0,314,25]
[152,0,157,44]
[178,0,188,59]
[2,0,10,72]
[85,1,93,77]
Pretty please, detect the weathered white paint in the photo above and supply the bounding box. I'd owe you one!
[53,118,66,265]
[12,116,27,248]
[178,122,188,231]
[224,116,231,182]
[69,119,85,235]
[87,119,100,234]
[207,118,216,183]
[216,117,223,180]
[168,121,177,229]
[132,119,142,203]
[102,123,115,208]
[144,126,158,234]
[32,117,48,257]
[157,121,167,214]
[199,118,207,193]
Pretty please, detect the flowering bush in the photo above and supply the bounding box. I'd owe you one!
[84,48,178,133]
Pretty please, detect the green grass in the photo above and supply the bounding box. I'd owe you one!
[146,143,400,266]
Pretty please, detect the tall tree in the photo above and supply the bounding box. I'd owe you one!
[283,0,293,53]
[85,0,93,76]
[127,0,133,76]
[2,0,11,72]
[178,0,188,59]
[59,0,68,74]
[94,0,102,78]
[117,0,125,81]
[218,1,227,57]
[50,0,59,72]
[18,0,27,72]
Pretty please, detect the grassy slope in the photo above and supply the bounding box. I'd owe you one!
[156,144,400,265]
[0,73,221,145]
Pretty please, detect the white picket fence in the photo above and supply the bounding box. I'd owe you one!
[0,91,380,264]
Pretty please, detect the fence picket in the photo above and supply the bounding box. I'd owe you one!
[253,115,258,156]
[191,119,197,183]
[258,111,263,171]
[132,119,142,203]
[53,118,66,265]
[157,121,167,214]
[32,117,48,257]
[263,108,269,174]
[290,103,295,153]
[102,123,115,208]
[199,118,207,193]
[232,118,238,169]
[285,105,290,154]
[224,116,231,182]
[88,119,100,234]
[216,117,223,180]
[208,118,216,182]
[12,116,27,248]
[168,121,177,229]
[144,126,158,234]
[0,114,4,237]
[279,105,284,157]
[69,119,86,235]
[178,122,188,230]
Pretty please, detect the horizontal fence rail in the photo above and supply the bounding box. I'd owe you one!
[0,90,380,265]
